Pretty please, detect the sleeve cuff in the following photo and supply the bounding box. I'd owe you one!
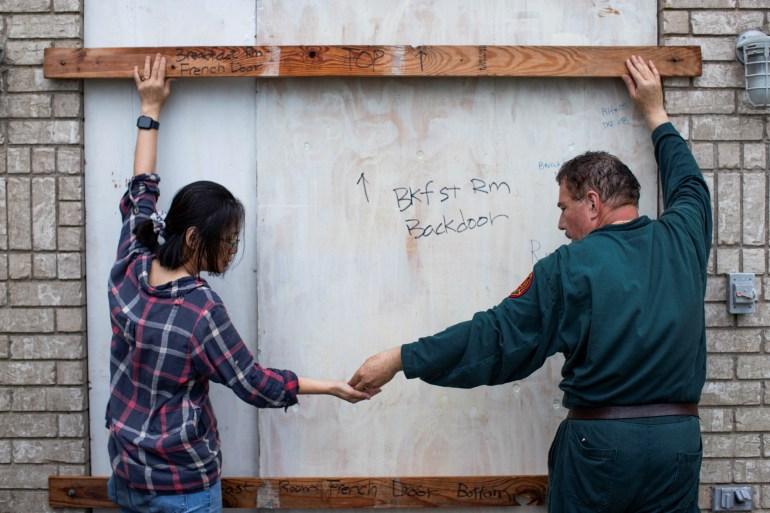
[401,342,420,379]
[282,369,300,408]
[651,122,679,145]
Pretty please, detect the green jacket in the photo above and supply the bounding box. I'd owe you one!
[401,123,712,408]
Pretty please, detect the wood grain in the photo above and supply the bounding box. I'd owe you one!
[49,475,548,508]
[44,45,701,79]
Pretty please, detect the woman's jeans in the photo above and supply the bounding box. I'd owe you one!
[108,474,222,513]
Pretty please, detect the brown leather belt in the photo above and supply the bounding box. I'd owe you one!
[567,403,699,420]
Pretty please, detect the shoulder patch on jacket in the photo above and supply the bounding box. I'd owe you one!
[509,272,534,299]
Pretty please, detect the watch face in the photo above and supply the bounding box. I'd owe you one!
[137,116,152,129]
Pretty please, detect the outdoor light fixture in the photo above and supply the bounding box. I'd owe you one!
[736,29,770,107]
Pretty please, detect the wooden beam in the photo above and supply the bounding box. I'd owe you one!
[49,475,548,509]
[44,45,701,79]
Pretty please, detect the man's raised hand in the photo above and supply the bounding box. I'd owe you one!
[622,54,669,131]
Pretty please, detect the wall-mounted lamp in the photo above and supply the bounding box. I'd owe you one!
[736,29,770,107]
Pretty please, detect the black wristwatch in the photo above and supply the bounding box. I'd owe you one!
[136,115,160,130]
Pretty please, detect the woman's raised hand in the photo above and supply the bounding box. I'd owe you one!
[133,53,172,118]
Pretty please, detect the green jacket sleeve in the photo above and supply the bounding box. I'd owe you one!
[401,255,565,388]
[653,122,713,261]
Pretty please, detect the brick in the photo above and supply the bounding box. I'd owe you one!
[663,10,689,34]
[0,490,57,513]
[58,200,83,225]
[0,178,8,252]
[718,142,741,169]
[705,301,733,326]
[57,226,82,250]
[0,0,51,10]
[0,282,7,307]
[0,412,56,437]
[0,335,8,358]
[740,0,770,5]
[58,176,81,200]
[743,248,765,273]
[8,120,81,144]
[12,439,86,463]
[0,440,10,463]
[0,464,57,488]
[52,93,81,117]
[6,68,80,92]
[693,63,744,88]
[735,459,770,482]
[57,252,81,279]
[10,334,84,359]
[56,361,83,385]
[58,413,85,437]
[743,173,766,242]
[704,434,762,457]
[663,77,690,88]
[32,253,56,278]
[5,93,51,117]
[737,301,770,327]
[12,388,46,411]
[7,146,30,174]
[45,387,85,411]
[7,177,31,250]
[663,0,735,5]
[737,355,770,378]
[745,143,767,169]
[55,307,83,332]
[692,11,765,35]
[0,308,54,332]
[707,355,734,379]
[56,147,81,174]
[700,459,733,483]
[701,381,761,405]
[663,36,737,61]
[0,389,11,411]
[9,281,83,306]
[8,253,31,279]
[0,255,6,280]
[7,14,81,38]
[706,275,727,301]
[58,464,87,476]
[665,90,734,115]
[691,142,716,168]
[32,177,56,250]
[53,0,80,11]
[0,361,55,385]
[737,408,770,431]
[717,173,741,244]
[692,116,764,141]
[0,148,6,174]
[32,147,56,173]
[3,39,50,65]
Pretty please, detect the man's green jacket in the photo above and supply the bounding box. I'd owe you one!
[401,123,713,409]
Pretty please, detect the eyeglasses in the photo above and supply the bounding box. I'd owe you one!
[222,236,240,251]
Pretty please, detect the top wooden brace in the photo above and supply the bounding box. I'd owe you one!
[44,45,701,79]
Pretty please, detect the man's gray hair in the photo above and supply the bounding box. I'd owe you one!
[556,151,641,208]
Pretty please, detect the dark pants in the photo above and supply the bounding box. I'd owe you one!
[547,415,701,513]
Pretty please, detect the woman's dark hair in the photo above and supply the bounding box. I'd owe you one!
[135,181,245,276]
[556,151,640,208]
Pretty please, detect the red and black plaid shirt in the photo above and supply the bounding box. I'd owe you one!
[107,173,298,493]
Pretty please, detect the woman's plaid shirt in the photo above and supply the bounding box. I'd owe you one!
[106,174,298,493]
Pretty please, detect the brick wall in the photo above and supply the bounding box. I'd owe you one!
[661,0,770,510]
[0,1,769,512]
[0,1,87,512]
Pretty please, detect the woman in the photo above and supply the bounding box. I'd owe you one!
[106,54,372,513]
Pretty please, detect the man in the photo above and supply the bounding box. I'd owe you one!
[349,56,712,512]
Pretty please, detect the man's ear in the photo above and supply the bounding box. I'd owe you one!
[585,190,602,218]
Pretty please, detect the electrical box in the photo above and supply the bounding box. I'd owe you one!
[729,273,757,314]
[713,485,753,511]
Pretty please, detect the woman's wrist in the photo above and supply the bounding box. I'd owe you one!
[140,106,162,119]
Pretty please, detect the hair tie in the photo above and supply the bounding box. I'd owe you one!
[149,210,167,245]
